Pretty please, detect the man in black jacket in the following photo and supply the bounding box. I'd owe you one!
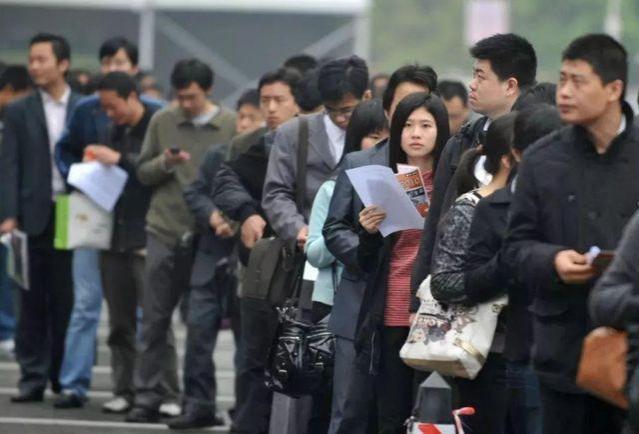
[411,33,537,303]
[211,68,300,434]
[0,33,81,402]
[506,34,636,434]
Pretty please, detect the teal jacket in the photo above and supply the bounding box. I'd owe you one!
[305,180,343,306]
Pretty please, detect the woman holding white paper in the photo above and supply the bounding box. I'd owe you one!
[354,92,450,433]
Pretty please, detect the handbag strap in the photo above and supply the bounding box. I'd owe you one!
[295,116,309,214]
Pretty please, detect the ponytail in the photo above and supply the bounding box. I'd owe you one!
[455,147,483,196]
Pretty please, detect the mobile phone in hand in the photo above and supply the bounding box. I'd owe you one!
[169,147,180,155]
[586,246,615,271]
[592,251,614,270]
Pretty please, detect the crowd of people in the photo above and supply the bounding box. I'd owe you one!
[0,28,638,434]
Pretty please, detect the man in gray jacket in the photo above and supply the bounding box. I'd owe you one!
[260,55,370,433]
[126,59,236,423]
[263,56,370,248]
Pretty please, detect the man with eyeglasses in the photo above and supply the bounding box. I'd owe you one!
[263,56,370,252]
[258,56,370,432]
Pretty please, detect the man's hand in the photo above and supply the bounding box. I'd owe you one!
[296,226,309,250]
[0,218,17,235]
[554,250,596,284]
[163,148,191,166]
[359,205,387,234]
[209,210,235,239]
[240,214,266,249]
[84,145,121,165]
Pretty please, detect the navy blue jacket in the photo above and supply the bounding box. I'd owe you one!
[54,94,164,180]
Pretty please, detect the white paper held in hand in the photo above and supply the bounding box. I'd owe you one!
[346,164,424,237]
[68,161,129,212]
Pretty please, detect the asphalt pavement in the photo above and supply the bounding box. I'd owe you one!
[0,311,235,434]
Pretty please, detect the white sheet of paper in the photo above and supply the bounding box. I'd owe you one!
[346,165,424,236]
[68,161,128,212]
[303,262,319,282]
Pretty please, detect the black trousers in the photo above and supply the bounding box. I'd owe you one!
[15,212,73,394]
[539,382,624,434]
[376,326,416,434]
[454,352,508,434]
[232,296,279,434]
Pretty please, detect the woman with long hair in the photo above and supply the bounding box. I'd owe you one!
[355,92,450,433]
[430,113,517,434]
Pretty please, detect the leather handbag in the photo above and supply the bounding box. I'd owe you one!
[242,117,309,306]
[576,326,629,409]
[265,267,335,398]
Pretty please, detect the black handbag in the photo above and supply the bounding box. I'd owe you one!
[265,271,335,397]
[242,117,309,306]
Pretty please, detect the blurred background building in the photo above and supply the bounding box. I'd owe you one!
[0,0,637,105]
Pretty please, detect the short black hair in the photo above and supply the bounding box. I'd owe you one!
[470,33,537,88]
[317,55,369,103]
[99,36,139,66]
[344,98,388,154]
[236,88,260,111]
[382,64,438,111]
[562,33,627,98]
[29,33,71,63]
[0,65,33,92]
[170,58,214,91]
[283,54,318,75]
[258,67,301,102]
[67,68,96,95]
[97,71,138,99]
[513,104,562,152]
[296,68,322,112]
[369,72,390,98]
[388,92,450,173]
[511,82,557,111]
[436,80,468,105]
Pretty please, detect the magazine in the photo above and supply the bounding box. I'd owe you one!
[396,164,430,217]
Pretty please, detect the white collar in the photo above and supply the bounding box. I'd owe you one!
[323,113,345,144]
[40,85,71,105]
[617,115,626,136]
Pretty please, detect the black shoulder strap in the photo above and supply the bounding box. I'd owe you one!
[295,116,309,213]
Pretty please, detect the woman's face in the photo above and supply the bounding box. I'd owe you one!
[400,107,438,160]
[360,128,389,151]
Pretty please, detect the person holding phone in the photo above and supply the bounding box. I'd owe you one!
[126,58,236,423]
[505,34,638,433]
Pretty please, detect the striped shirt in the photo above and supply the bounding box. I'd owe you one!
[384,170,434,327]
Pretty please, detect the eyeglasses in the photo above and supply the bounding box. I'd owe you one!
[325,104,357,119]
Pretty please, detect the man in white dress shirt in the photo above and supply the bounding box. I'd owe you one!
[0,33,80,402]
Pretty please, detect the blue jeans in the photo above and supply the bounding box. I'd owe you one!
[59,249,103,397]
[0,245,16,341]
[506,361,542,434]
[182,280,222,415]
